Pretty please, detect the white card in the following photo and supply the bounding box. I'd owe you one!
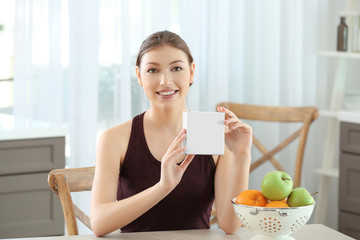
[183,111,225,155]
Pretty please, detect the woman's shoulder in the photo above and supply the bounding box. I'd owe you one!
[102,112,144,140]
[101,119,132,144]
[97,119,133,159]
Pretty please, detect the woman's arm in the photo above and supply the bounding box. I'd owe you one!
[214,107,252,234]
[90,125,170,236]
[214,150,251,233]
[90,126,194,236]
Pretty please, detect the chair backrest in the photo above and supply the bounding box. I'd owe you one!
[216,102,318,188]
[48,167,95,235]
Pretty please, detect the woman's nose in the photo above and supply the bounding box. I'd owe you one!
[160,73,172,86]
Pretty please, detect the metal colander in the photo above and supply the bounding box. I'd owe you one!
[232,198,316,240]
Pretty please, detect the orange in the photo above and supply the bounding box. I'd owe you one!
[235,189,268,207]
[265,200,290,208]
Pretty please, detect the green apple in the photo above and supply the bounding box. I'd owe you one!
[261,171,293,201]
[287,187,315,207]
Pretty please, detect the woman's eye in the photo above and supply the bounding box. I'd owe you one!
[147,68,158,73]
[172,67,182,72]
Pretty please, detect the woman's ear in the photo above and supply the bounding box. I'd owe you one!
[136,66,143,86]
[189,62,195,85]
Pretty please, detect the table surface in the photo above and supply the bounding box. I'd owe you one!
[4,224,354,240]
[338,110,360,124]
[0,113,67,140]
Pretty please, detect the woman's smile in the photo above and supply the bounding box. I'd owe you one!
[157,89,179,98]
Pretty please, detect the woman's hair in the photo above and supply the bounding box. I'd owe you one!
[136,30,193,68]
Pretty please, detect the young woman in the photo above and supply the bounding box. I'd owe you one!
[90,30,252,236]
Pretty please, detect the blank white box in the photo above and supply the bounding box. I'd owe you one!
[183,111,225,155]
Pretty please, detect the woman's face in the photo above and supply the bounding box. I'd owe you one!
[136,45,195,110]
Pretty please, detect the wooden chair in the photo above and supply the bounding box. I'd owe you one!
[211,102,319,225]
[48,167,95,235]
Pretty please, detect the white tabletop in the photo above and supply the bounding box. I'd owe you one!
[0,114,66,141]
[338,110,360,124]
[3,224,354,240]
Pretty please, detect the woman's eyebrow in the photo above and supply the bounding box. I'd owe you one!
[169,60,184,65]
[145,62,160,66]
[145,60,184,66]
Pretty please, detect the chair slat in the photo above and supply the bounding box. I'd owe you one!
[250,128,302,173]
[49,167,95,192]
[73,203,91,230]
[217,102,318,122]
[253,136,284,171]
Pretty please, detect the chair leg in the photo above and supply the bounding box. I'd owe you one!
[55,174,79,235]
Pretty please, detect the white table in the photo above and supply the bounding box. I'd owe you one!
[338,110,360,124]
[0,113,67,140]
[2,224,355,240]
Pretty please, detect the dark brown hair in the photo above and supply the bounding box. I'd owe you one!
[136,30,194,68]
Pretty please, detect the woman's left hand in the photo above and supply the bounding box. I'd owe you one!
[218,106,252,155]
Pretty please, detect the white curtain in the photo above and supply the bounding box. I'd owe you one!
[180,0,321,195]
[13,0,319,165]
[13,0,350,234]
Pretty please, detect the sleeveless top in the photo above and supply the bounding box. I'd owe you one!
[117,112,216,232]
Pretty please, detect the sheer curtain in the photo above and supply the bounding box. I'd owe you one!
[14,0,343,234]
[181,0,320,193]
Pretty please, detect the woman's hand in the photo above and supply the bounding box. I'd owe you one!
[218,106,252,155]
[159,129,195,191]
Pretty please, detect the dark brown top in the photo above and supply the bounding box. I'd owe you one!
[117,112,216,232]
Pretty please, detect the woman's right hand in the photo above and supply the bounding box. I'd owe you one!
[159,129,195,191]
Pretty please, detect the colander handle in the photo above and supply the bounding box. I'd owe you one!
[249,208,289,216]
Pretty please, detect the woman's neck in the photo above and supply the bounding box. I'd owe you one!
[145,106,186,134]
